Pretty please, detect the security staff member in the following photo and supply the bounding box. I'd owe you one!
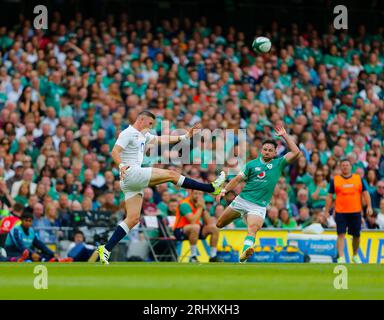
[325,158,373,263]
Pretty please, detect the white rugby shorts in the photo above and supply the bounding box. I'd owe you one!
[120,166,152,200]
[229,196,267,220]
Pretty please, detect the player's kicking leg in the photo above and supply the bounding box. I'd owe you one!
[98,194,143,264]
[149,168,226,195]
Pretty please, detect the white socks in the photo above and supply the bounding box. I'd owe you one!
[119,221,130,234]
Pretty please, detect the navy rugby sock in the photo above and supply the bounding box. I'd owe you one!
[105,222,130,252]
[181,177,215,193]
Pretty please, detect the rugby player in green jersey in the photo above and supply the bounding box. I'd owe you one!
[216,126,301,262]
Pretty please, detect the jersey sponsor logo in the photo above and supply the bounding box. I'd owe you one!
[255,167,261,171]
[257,171,266,179]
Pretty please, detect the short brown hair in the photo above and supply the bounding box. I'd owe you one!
[138,110,156,119]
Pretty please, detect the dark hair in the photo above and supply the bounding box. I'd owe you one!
[21,211,33,220]
[13,202,25,213]
[73,230,84,237]
[19,85,32,103]
[339,157,351,164]
[138,110,156,119]
[262,139,278,149]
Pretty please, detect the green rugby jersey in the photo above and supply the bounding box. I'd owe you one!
[239,156,288,207]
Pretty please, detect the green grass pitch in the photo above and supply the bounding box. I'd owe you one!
[0,263,383,300]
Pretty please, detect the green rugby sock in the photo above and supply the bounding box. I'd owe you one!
[242,235,255,253]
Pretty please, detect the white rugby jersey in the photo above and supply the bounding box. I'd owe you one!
[115,125,157,167]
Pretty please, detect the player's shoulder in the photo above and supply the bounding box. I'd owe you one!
[267,156,284,166]
[119,125,131,134]
[121,125,140,138]
[246,158,260,167]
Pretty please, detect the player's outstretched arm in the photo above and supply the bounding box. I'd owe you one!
[275,125,301,164]
[157,122,202,144]
[215,173,244,203]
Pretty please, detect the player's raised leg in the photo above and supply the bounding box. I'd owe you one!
[149,167,226,195]
[98,194,143,264]
[239,214,264,263]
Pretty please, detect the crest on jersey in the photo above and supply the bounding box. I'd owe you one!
[267,164,273,169]
[257,171,266,179]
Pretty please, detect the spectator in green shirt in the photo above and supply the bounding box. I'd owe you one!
[279,208,298,229]
[364,53,383,75]
[308,169,328,209]
[47,178,66,201]
[13,181,30,207]
[263,207,282,228]
[296,207,313,229]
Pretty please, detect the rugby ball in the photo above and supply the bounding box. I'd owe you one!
[252,37,271,54]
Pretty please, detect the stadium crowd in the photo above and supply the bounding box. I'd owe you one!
[0,13,384,251]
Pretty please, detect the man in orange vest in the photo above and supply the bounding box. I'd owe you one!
[325,158,373,263]
[173,190,221,262]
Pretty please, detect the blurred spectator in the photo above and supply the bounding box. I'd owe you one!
[312,209,329,228]
[0,177,15,210]
[47,178,66,201]
[376,199,384,229]
[365,210,381,229]
[163,197,179,217]
[5,211,58,262]
[296,207,312,228]
[156,190,171,216]
[10,168,36,198]
[100,190,120,214]
[279,208,297,229]
[296,188,310,210]
[57,193,71,226]
[370,180,384,210]
[264,207,282,228]
[142,188,160,216]
[66,230,96,261]
[308,169,328,209]
[33,202,61,243]
[13,181,30,206]
[173,190,221,262]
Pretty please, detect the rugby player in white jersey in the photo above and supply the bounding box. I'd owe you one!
[98,110,226,264]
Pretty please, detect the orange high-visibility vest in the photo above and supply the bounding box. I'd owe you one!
[173,197,201,230]
[334,174,363,214]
